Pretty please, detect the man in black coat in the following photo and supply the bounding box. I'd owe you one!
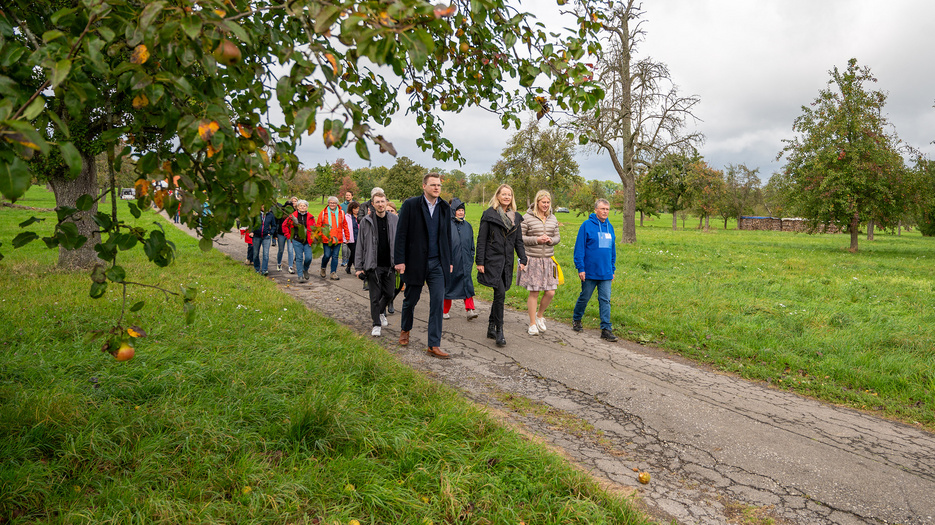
[394,173,453,359]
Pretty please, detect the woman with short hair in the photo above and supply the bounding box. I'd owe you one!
[317,196,350,280]
[283,199,317,282]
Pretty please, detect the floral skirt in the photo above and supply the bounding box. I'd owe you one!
[517,256,558,291]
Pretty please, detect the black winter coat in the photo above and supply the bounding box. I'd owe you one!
[475,207,527,291]
[394,195,452,286]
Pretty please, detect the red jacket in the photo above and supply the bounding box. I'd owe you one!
[317,205,350,244]
[282,211,317,244]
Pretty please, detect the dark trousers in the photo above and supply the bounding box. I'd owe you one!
[488,284,506,329]
[400,257,445,347]
[367,267,395,327]
[344,243,357,272]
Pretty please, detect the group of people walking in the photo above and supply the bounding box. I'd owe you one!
[244,172,619,359]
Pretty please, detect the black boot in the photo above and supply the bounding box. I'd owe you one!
[600,329,618,342]
[487,321,497,340]
[495,327,507,347]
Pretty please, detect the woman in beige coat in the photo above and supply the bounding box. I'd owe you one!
[518,190,561,335]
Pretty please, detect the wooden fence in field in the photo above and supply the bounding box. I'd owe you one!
[738,216,841,233]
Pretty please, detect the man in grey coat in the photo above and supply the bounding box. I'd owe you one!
[355,192,397,337]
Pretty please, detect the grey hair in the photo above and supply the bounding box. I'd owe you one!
[371,186,384,197]
[595,198,610,209]
[327,196,339,204]
[296,199,309,207]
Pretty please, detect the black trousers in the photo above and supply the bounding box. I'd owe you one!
[488,284,506,329]
[367,267,395,327]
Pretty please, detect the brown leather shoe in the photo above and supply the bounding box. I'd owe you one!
[426,346,450,359]
[398,330,409,346]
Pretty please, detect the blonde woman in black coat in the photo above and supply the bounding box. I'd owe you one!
[476,184,527,347]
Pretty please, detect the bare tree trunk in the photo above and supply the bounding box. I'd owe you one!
[671,211,677,230]
[898,220,902,236]
[848,212,860,253]
[639,210,644,227]
[704,215,709,231]
[867,218,875,241]
[48,154,101,269]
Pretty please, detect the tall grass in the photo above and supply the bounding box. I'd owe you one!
[462,204,935,428]
[0,188,650,524]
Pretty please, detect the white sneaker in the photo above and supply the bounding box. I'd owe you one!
[528,324,539,335]
[277,264,282,271]
[467,310,478,320]
[443,313,450,319]
[536,317,547,332]
[288,266,295,274]
[380,314,388,327]
[371,326,382,337]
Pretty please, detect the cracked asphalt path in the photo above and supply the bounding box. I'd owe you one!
[189,222,935,524]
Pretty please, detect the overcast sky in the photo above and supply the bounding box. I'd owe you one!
[294,0,935,184]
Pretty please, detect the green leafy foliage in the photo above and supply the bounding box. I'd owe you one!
[779,58,908,252]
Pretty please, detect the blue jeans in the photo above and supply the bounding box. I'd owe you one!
[276,233,293,268]
[400,257,445,347]
[253,235,272,273]
[572,279,613,330]
[321,243,340,273]
[292,240,313,278]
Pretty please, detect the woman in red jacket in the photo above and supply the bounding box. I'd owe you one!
[282,199,317,282]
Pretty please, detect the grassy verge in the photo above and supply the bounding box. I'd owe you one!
[461,204,935,429]
[0,188,651,524]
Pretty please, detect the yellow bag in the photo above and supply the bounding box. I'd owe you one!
[551,256,564,285]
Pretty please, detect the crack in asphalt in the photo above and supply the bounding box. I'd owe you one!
[178,219,935,525]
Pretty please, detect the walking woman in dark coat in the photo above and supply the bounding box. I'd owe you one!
[476,184,527,347]
[444,198,478,320]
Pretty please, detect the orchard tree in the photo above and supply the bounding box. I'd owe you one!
[571,0,702,243]
[643,151,697,230]
[908,157,935,236]
[437,168,467,202]
[778,58,907,252]
[0,0,605,355]
[492,119,582,208]
[688,160,724,231]
[352,165,388,200]
[717,164,761,229]
[382,156,426,200]
[633,171,661,226]
[338,176,359,202]
[311,163,337,202]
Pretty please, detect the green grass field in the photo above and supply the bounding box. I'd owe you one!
[0,188,651,524]
[461,202,935,429]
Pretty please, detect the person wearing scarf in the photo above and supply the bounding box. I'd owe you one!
[476,184,527,347]
[317,196,350,280]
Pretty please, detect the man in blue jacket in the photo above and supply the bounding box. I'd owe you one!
[572,199,618,341]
